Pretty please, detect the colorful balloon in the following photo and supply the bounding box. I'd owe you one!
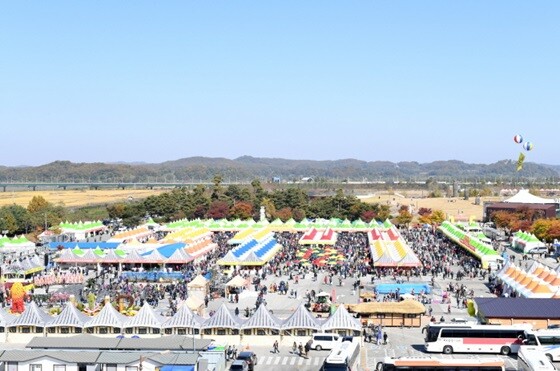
[523,142,534,151]
[513,135,523,144]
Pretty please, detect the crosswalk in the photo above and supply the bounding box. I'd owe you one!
[256,354,324,369]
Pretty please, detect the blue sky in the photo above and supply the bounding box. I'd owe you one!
[1,2,558,166]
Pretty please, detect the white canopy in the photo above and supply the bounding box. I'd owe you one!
[9,301,52,328]
[123,303,165,329]
[202,303,243,329]
[504,189,556,204]
[281,303,320,330]
[47,302,91,328]
[84,303,127,329]
[241,304,281,330]
[321,304,361,332]
[162,303,203,329]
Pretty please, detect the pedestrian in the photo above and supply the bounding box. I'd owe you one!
[273,340,279,353]
[383,332,388,345]
[298,343,303,357]
[292,341,297,354]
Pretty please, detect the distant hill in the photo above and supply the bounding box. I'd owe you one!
[0,157,557,183]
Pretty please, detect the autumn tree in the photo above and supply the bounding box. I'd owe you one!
[395,205,413,226]
[229,201,254,220]
[276,207,293,222]
[260,197,277,220]
[430,210,446,225]
[207,200,230,219]
[27,195,65,231]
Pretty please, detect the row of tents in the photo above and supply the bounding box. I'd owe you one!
[497,261,560,299]
[163,217,394,231]
[1,301,362,334]
[438,221,504,269]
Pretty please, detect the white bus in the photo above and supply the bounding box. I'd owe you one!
[517,346,556,371]
[523,329,560,362]
[321,340,360,371]
[424,323,530,355]
[376,356,505,371]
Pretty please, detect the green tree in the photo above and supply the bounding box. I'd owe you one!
[211,174,224,201]
[251,179,266,206]
[0,209,18,234]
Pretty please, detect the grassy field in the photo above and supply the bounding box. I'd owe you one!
[361,192,502,221]
[0,189,168,208]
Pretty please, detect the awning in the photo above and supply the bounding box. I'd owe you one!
[160,366,194,371]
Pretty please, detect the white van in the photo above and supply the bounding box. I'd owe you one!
[310,333,341,351]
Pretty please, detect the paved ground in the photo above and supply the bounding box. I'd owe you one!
[35,242,560,370]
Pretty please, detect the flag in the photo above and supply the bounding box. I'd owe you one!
[516,152,526,171]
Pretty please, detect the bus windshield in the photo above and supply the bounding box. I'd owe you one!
[522,329,560,362]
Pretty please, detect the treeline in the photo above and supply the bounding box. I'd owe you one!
[0,156,558,183]
[107,178,391,227]
[0,196,66,236]
[491,209,560,242]
[0,179,391,236]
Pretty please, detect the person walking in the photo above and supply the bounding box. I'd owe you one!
[383,332,388,345]
[273,340,279,353]
[292,341,297,354]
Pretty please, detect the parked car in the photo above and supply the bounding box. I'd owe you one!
[236,351,257,371]
[229,360,249,371]
[310,333,341,351]
[527,246,548,254]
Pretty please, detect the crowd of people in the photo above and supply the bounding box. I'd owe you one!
[3,222,512,327]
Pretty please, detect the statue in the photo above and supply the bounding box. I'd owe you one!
[10,282,26,314]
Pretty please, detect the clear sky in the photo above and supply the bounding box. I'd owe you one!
[1,2,558,166]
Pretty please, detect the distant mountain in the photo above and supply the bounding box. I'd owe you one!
[0,157,558,183]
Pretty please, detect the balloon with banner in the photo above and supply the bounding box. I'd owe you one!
[516,152,526,172]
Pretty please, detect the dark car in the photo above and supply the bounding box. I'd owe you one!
[236,351,257,371]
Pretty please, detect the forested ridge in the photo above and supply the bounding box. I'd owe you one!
[0,157,558,182]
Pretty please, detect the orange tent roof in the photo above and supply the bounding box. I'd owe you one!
[526,280,538,290]
[532,266,544,276]
[543,273,557,284]
[520,276,533,286]
[514,272,527,284]
[538,268,551,279]
[531,283,553,294]
[548,276,560,287]
[504,265,516,276]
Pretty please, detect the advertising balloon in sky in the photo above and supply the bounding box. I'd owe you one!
[514,134,534,171]
[523,142,534,151]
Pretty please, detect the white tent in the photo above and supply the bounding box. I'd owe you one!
[504,189,556,204]
[123,303,165,329]
[47,302,91,328]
